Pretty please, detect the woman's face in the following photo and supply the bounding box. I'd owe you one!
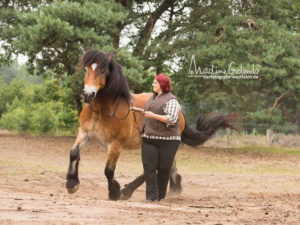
[152,79,162,94]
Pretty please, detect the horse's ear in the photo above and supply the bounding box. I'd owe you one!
[107,52,117,72]
[82,46,90,53]
[107,51,117,61]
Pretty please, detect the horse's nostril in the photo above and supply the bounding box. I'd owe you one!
[81,90,85,96]
[91,92,96,98]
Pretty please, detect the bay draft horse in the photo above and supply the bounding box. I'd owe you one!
[66,49,238,200]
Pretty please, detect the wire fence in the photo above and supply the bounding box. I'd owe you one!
[216,125,300,147]
[228,122,298,134]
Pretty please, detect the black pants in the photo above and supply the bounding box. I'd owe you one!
[141,137,180,201]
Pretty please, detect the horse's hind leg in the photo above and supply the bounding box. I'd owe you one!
[66,128,87,194]
[105,142,123,200]
[120,161,182,200]
[120,174,145,200]
[169,160,182,196]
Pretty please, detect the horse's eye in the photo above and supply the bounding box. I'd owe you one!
[101,70,105,75]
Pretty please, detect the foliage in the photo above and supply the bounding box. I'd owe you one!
[0,76,77,134]
[170,1,300,132]
[0,62,42,84]
[0,0,299,134]
[0,79,25,117]
[0,0,147,112]
[240,109,297,134]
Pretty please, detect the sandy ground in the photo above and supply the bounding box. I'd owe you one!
[0,132,299,225]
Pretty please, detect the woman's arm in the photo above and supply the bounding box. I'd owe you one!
[144,99,180,125]
[163,99,180,125]
[130,106,168,123]
[144,111,169,123]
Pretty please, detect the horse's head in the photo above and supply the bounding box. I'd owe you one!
[80,48,131,104]
[80,49,111,103]
[82,63,108,103]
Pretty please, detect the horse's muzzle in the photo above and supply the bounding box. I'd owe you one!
[81,90,96,103]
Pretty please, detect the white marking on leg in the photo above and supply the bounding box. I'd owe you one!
[79,137,87,148]
[71,161,77,175]
[105,143,111,162]
[107,143,111,152]
[170,161,177,183]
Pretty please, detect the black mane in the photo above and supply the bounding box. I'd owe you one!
[81,49,131,103]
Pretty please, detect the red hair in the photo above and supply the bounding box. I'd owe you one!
[155,73,171,93]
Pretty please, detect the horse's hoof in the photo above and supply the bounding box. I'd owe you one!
[169,174,182,196]
[119,187,132,200]
[66,178,80,194]
[109,190,121,201]
[108,180,121,200]
[119,192,131,200]
[168,188,181,197]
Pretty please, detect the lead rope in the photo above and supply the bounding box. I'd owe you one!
[131,101,142,136]
[107,96,130,120]
[90,96,133,121]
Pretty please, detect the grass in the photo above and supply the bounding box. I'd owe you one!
[204,132,300,150]
[236,145,300,155]
[177,144,300,175]
[176,155,300,176]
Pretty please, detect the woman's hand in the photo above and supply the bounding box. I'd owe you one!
[130,106,144,113]
[144,111,155,118]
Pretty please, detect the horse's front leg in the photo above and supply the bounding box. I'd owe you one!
[66,128,87,194]
[105,142,122,200]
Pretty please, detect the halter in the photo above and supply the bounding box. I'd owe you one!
[107,96,131,120]
[89,96,141,134]
[89,95,131,120]
[105,96,142,135]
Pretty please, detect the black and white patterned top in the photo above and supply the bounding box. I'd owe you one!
[142,98,181,141]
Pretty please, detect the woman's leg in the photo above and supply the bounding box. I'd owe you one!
[157,140,180,200]
[141,138,159,201]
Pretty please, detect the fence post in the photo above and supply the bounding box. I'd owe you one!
[266,129,273,146]
[227,128,230,146]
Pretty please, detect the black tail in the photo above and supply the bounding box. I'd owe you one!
[181,112,239,146]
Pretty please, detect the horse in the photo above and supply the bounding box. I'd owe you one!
[66,48,238,200]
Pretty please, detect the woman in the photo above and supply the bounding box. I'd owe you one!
[132,73,181,201]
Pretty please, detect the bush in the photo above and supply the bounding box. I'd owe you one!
[0,77,78,135]
[0,105,31,131]
[0,79,25,117]
[30,102,59,133]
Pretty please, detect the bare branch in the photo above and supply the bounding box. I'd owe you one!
[268,93,287,113]
[132,0,177,56]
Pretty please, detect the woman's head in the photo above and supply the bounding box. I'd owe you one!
[152,73,171,94]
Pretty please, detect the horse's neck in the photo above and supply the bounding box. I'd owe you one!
[91,95,114,114]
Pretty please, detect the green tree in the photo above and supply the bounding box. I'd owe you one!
[1,0,130,114]
[169,1,300,132]
[1,0,299,133]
